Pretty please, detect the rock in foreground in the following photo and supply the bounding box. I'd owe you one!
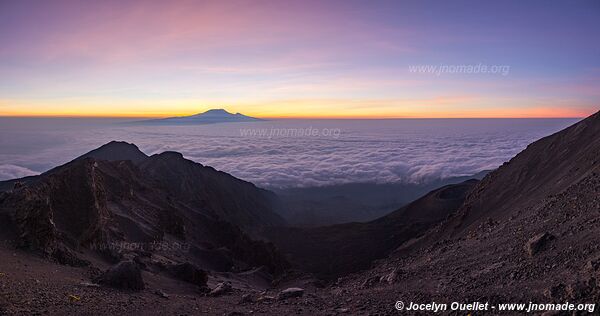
[277,287,304,300]
[210,282,232,296]
[168,262,208,287]
[525,232,555,256]
[95,261,144,291]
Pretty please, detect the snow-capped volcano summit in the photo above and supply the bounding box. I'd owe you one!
[137,108,263,125]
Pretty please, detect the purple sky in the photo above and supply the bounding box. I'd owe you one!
[0,0,599,117]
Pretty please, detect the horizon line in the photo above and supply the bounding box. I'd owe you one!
[0,114,585,120]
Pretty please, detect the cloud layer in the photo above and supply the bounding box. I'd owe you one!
[0,164,38,181]
[0,118,580,188]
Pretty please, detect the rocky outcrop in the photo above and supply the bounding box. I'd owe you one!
[277,287,304,300]
[524,232,554,256]
[167,262,208,287]
[95,261,144,291]
[210,282,232,296]
[139,151,285,229]
[0,141,289,281]
[9,187,57,252]
[1,159,112,265]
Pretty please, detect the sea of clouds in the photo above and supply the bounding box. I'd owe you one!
[0,117,579,188]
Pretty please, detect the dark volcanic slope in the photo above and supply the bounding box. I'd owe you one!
[443,111,600,237]
[139,151,283,229]
[75,141,284,229]
[328,111,600,314]
[0,142,287,274]
[266,180,477,279]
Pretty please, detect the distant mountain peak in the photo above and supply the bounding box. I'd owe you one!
[135,108,263,125]
[203,108,229,114]
[190,108,236,117]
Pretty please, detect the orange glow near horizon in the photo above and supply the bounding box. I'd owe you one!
[0,96,596,119]
[0,103,594,119]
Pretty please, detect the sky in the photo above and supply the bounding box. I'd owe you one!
[0,0,599,118]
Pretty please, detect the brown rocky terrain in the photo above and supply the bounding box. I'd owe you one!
[0,142,290,310]
[0,111,598,315]
[323,110,600,314]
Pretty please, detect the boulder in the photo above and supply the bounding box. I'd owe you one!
[257,293,275,302]
[168,262,208,287]
[540,312,561,316]
[360,276,380,288]
[210,282,232,296]
[240,293,253,303]
[524,232,554,256]
[585,256,600,273]
[51,245,90,267]
[543,283,566,299]
[380,267,404,284]
[95,261,144,291]
[154,290,169,299]
[277,287,304,300]
[566,279,594,300]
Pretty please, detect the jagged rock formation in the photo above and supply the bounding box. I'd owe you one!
[0,141,288,277]
[167,262,208,287]
[95,261,145,291]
